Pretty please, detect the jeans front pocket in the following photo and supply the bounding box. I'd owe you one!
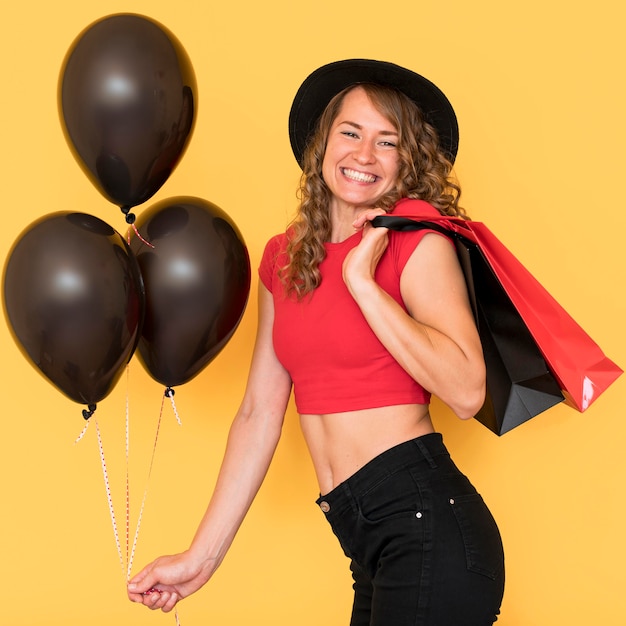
[357,468,423,523]
[449,493,504,580]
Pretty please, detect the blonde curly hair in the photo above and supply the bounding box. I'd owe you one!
[281,83,465,299]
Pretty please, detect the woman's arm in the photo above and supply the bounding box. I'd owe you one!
[127,283,292,612]
[343,211,485,419]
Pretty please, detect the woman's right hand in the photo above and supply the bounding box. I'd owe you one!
[127,550,216,612]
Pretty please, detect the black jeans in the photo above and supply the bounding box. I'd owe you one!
[316,433,505,625]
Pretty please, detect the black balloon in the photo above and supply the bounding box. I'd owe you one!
[59,14,196,209]
[130,197,251,387]
[2,213,144,407]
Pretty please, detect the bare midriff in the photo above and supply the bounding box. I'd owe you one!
[299,404,434,496]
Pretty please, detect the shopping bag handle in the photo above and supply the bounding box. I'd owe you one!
[372,215,453,238]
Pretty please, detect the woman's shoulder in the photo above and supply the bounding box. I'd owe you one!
[385,199,453,272]
[264,231,288,249]
[260,229,291,272]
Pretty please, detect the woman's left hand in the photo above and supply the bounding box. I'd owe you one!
[342,208,389,294]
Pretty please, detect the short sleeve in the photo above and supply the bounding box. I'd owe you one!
[388,199,454,273]
[258,234,285,292]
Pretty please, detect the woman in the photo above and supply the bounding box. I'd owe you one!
[128,59,505,625]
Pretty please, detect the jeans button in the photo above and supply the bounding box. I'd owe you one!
[319,501,331,513]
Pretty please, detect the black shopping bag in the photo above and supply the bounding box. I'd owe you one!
[373,215,564,435]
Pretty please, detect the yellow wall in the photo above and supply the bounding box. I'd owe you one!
[1,1,624,624]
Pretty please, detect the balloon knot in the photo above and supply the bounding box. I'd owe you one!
[164,387,175,398]
[82,403,97,420]
[120,205,136,224]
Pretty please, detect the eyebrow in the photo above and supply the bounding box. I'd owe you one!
[337,120,398,136]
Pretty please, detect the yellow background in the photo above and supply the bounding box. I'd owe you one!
[1,1,624,624]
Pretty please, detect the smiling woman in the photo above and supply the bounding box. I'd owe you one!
[127,59,504,625]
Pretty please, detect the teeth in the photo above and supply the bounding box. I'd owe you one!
[342,168,376,183]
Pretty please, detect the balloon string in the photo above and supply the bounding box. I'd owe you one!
[75,393,183,624]
[165,387,182,426]
[127,393,166,579]
[125,367,131,576]
[95,418,126,578]
[131,393,183,626]
[74,420,90,444]
[130,223,155,249]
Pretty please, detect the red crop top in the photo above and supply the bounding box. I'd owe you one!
[258,199,449,414]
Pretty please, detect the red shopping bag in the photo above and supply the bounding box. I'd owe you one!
[454,220,622,411]
[374,212,622,414]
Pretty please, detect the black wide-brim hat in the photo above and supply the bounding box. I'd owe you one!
[289,59,459,167]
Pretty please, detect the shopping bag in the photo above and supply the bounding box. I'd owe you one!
[456,220,623,412]
[374,215,564,435]
[373,212,623,423]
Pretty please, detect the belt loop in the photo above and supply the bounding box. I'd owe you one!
[414,438,437,469]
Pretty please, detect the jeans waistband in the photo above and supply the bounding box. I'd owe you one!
[317,432,449,508]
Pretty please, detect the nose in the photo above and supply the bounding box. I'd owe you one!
[353,140,375,164]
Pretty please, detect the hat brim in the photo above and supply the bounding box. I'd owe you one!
[288,59,459,167]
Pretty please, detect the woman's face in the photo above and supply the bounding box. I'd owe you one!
[322,86,401,213]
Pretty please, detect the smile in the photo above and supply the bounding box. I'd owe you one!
[341,168,377,183]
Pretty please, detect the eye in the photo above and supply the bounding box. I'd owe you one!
[341,131,359,139]
[379,140,397,148]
